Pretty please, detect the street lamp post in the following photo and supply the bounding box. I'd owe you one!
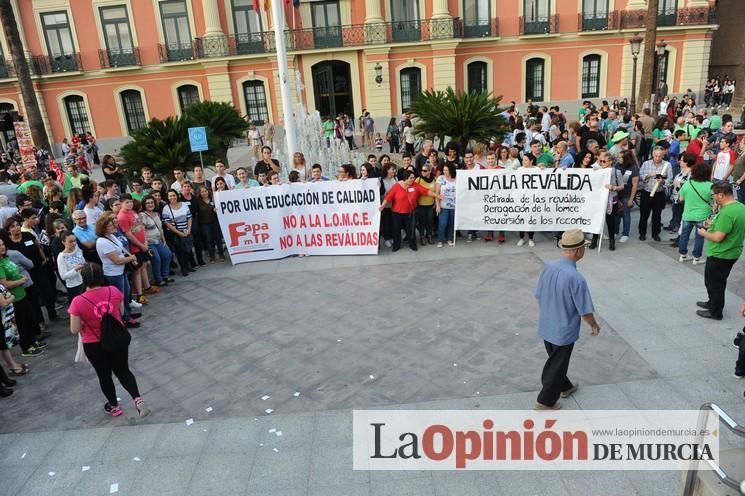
[629,33,643,114]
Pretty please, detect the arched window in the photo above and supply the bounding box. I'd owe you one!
[242,80,268,124]
[581,54,601,98]
[467,61,487,93]
[120,90,146,134]
[177,84,200,112]
[400,67,421,113]
[63,95,90,135]
[525,58,544,101]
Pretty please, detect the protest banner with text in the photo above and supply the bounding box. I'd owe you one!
[455,169,612,234]
[215,180,381,263]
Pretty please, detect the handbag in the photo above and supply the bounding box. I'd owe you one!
[80,288,131,352]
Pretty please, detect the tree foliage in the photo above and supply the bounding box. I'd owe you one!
[121,101,249,176]
[408,88,509,150]
[183,100,249,162]
[120,116,196,176]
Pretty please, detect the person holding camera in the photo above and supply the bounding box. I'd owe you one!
[695,181,745,320]
[638,147,672,241]
[95,212,140,329]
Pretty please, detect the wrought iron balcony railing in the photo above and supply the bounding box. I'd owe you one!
[462,17,499,38]
[520,14,559,35]
[620,6,715,30]
[33,53,81,74]
[579,11,619,31]
[190,18,464,59]
[98,47,141,69]
[157,42,198,63]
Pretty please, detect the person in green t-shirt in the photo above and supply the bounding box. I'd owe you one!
[0,239,43,356]
[678,160,712,262]
[696,181,745,320]
[130,178,147,202]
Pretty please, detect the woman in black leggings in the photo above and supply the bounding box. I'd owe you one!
[68,263,149,418]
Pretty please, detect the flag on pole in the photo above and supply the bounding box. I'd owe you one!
[293,0,299,6]
[252,0,259,11]
[264,0,271,11]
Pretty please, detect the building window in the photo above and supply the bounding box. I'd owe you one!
[400,67,422,113]
[525,58,544,101]
[391,0,420,42]
[160,0,192,61]
[653,51,670,84]
[41,11,78,72]
[523,0,550,34]
[100,6,136,66]
[177,85,200,112]
[242,80,269,124]
[467,62,488,93]
[463,0,490,37]
[658,0,677,26]
[120,90,147,134]
[582,0,609,30]
[232,0,263,54]
[63,95,90,136]
[311,0,342,48]
[581,55,601,98]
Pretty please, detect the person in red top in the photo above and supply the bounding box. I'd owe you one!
[117,194,158,306]
[69,262,149,418]
[686,131,708,165]
[379,168,440,252]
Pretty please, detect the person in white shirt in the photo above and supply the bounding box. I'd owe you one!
[170,167,186,193]
[213,160,236,189]
[81,185,103,226]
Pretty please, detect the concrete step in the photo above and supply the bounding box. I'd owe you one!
[688,448,745,496]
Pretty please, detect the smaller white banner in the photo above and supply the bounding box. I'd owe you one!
[215,180,381,264]
[455,169,612,234]
[352,410,719,471]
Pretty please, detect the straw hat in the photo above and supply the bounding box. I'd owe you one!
[558,229,590,250]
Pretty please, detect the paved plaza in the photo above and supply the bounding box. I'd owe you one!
[2,227,745,495]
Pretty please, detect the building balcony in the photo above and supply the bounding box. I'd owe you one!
[520,15,559,35]
[157,42,198,63]
[98,47,141,69]
[33,53,81,74]
[461,18,499,38]
[578,11,619,31]
[620,6,715,30]
[230,32,267,55]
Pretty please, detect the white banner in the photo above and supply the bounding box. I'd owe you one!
[455,169,612,234]
[353,410,719,471]
[215,180,380,264]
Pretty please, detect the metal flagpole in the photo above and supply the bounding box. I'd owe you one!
[270,0,298,159]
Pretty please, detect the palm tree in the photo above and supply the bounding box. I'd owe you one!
[0,0,51,152]
[408,88,509,151]
[120,116,198,176]
[638,0,659,111]
[183,101,249,163]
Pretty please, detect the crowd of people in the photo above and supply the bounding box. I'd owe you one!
[1,89,744,411]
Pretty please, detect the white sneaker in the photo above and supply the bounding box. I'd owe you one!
[692,257,704,265]
[619,236,629,243]
[130,300,143,309]
[517,239,525,247]
[384,240,393,248]
[436,242,443,248]
[679,254,689,262]
[447,240,454,246]
[528,239,535,247]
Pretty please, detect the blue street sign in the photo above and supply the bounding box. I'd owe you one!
[188,127,208,152]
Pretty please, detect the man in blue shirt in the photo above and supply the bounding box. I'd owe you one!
[534,229,601,409]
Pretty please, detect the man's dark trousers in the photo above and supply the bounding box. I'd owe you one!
[638,190,666,238]
[537,341,575,406]
[704,256,737,317]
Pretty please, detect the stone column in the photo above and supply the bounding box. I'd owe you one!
[431,0,454,39]
[201,0,228,57]
[364,0,386,45]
